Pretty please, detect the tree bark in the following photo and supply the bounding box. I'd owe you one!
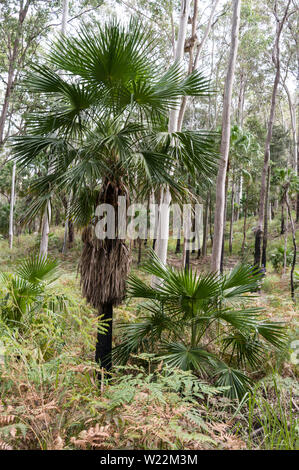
[0,1,31,145]
[153,0,191,284]
[285,194,297,302]
[241,191,248,258]
[95,302,113,371]
[177,0,219,130]
[229,176,235,255]
[211,0,241,272]
[8,163,16,249]
[261,166,271,268]
[254,0,291,267]
[40,200,50,258]
[202,192,209,257]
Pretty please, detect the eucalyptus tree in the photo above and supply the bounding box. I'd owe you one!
[254,0,291,268]
[11,19,217,371]
[211,0,241,273]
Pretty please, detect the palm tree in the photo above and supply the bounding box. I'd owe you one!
[11,19,218,372]
[114,251,287,399]
[0,255,59,327]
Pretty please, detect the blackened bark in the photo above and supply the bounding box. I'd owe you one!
[95,302,113,371]
[175,237,181,253]
[254,229,262,267]
[68,219,74,248]
[137,237,142,264]
[185,248,190,271]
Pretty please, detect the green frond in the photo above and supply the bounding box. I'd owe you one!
[16,255,59,285]
[214,363,253,400]
[160,341,214,374]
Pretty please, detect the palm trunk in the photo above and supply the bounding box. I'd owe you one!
[211,0,241,272]
[95,302,113,371]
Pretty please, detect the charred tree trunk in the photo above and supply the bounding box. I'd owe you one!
[68,218,74,248]
[95,302,113,371]
[175,237,181,253]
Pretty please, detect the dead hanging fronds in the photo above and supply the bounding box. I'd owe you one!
[79,180,131,309]
[80,226,130,308]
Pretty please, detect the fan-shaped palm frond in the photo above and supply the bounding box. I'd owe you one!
[160,341,215,374]
[16,254,58,285]
[214,363,253,400]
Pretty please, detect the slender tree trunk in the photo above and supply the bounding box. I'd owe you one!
[209,189,213,246]
[8,163,16,249]
[40,201,50,258]
[211,0,241,272]
[229,176,235,255]
[153,0,190,284]
[254,0,291,267]
[261,166,270,268]
[175,237,181,253]
[241,191,248,258]
[220,172,229,274]
[68,218,74,248]
[0,1,31,145]
[281,200,286,235]
[202,192,209,257]
[177,0,219,130]
[61,0,69,35]
[137,237,142,265]
[285,194,297,302]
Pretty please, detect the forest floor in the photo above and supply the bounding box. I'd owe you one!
[0,215,298,450]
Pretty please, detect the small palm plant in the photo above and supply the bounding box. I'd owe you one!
[113,252,287,399]
[0,255,60,327]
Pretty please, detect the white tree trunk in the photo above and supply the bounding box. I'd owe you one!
[61,0,69,35]
[210,0,241,272]
[153,0,191,285]
[8,163,16,249]
[254,0,291,267]
[40,200,51,258]
[41,0,69,257]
